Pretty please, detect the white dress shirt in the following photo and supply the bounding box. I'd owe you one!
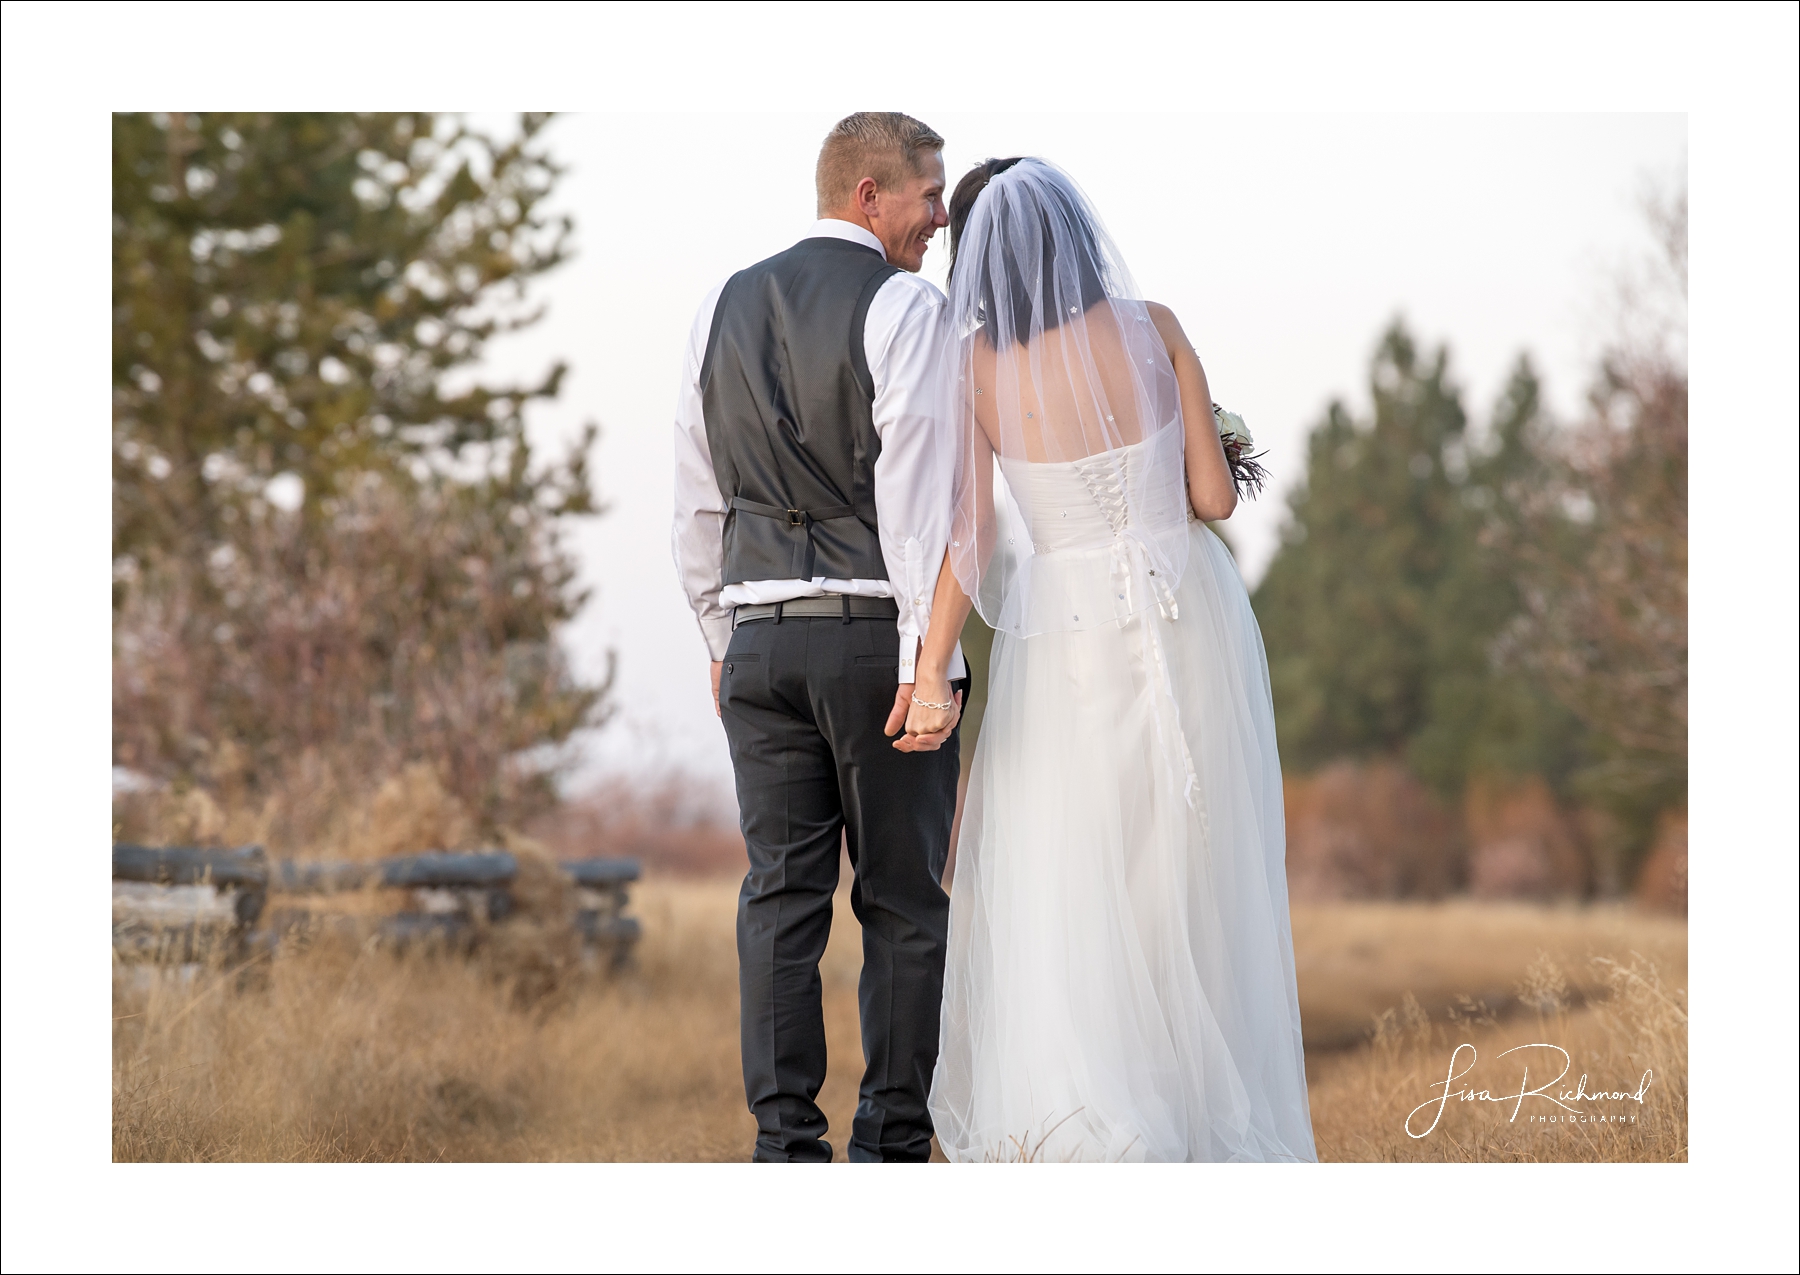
[672,219,965,684]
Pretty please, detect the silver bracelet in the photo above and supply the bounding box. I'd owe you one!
[911,693,955,712]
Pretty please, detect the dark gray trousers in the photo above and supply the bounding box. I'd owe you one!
[720,612,963,1163]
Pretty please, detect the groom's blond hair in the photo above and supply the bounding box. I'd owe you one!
[816,112,944,215]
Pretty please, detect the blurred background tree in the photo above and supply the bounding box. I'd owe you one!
[1499,186,1688,866]
[112,113,608,854]
[113,112,595,563]
[1252,326,1584,791]
[1254,183,1686,897]
[1252,325,1470,770]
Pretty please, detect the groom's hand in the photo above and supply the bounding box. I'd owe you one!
[711,661,723,718]
[884,683,915,738]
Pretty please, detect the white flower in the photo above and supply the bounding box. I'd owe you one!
[1212,404,1254,448]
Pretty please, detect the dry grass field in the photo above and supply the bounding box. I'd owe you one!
[1299,904,1686,1161]
[113,877,1686,1163]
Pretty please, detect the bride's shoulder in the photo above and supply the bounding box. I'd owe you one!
[1141,300,1180,332]
[1140,302,1195,358]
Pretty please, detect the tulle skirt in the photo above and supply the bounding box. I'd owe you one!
[929,523,1317,1162]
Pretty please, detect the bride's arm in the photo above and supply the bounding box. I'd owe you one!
[1146,302,1236,522]
[892,373,996,749]
[891,548,972,750]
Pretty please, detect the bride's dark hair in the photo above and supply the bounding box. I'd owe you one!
[947,157,1024,270]
[947,157,1110,349]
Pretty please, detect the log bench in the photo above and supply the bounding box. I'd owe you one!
[113,846,642,968]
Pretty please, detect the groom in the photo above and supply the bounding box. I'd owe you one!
[672,112,967,1162]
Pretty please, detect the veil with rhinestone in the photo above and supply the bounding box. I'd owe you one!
[945,158,1190,639]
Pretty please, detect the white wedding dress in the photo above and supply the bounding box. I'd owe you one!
[926,159,1315,1162]
[928,442,1317,1162]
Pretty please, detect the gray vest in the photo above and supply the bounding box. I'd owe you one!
[701,236,899,584]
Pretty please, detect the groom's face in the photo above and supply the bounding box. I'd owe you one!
[871,151,948,273]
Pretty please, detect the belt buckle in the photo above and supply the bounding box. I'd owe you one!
[785,508,807,527]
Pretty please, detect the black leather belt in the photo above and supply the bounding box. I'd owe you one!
[732,595,899,628]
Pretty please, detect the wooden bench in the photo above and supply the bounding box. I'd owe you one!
[113,846,642,968]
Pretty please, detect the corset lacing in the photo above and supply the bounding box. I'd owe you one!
[1070,450,1201,811]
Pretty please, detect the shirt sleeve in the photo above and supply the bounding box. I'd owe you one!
[867,275,960,684]
[671,281,733,661]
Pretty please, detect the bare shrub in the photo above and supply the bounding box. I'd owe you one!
[1284,759,1461,901]
[113,475,608,857]
[527,773,746,879]
[1634,809,1687,916]
[1463,773,1589,900]
[1499,179,1686,863]
[486,829,584,1011]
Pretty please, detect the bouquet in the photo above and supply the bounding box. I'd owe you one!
[1212,403,1270,499]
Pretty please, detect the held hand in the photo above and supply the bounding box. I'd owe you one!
[711,661,723,718]
[893,684,962,752]
[884,683,915,738]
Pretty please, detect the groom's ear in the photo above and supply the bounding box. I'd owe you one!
[851,176,882,220]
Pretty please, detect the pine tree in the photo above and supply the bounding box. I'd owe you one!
[112,112,594,584]
[1252,323,1469,771]
[1251,322,1584,793]
[1409,359,1586,792]
[111,114,606,843]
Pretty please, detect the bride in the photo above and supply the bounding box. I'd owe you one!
[897,158,1316,1162]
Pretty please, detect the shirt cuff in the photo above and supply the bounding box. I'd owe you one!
[700,612,733,661]
[896,627,920,683]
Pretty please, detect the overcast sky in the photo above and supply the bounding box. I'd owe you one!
[478,112,1686,791]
